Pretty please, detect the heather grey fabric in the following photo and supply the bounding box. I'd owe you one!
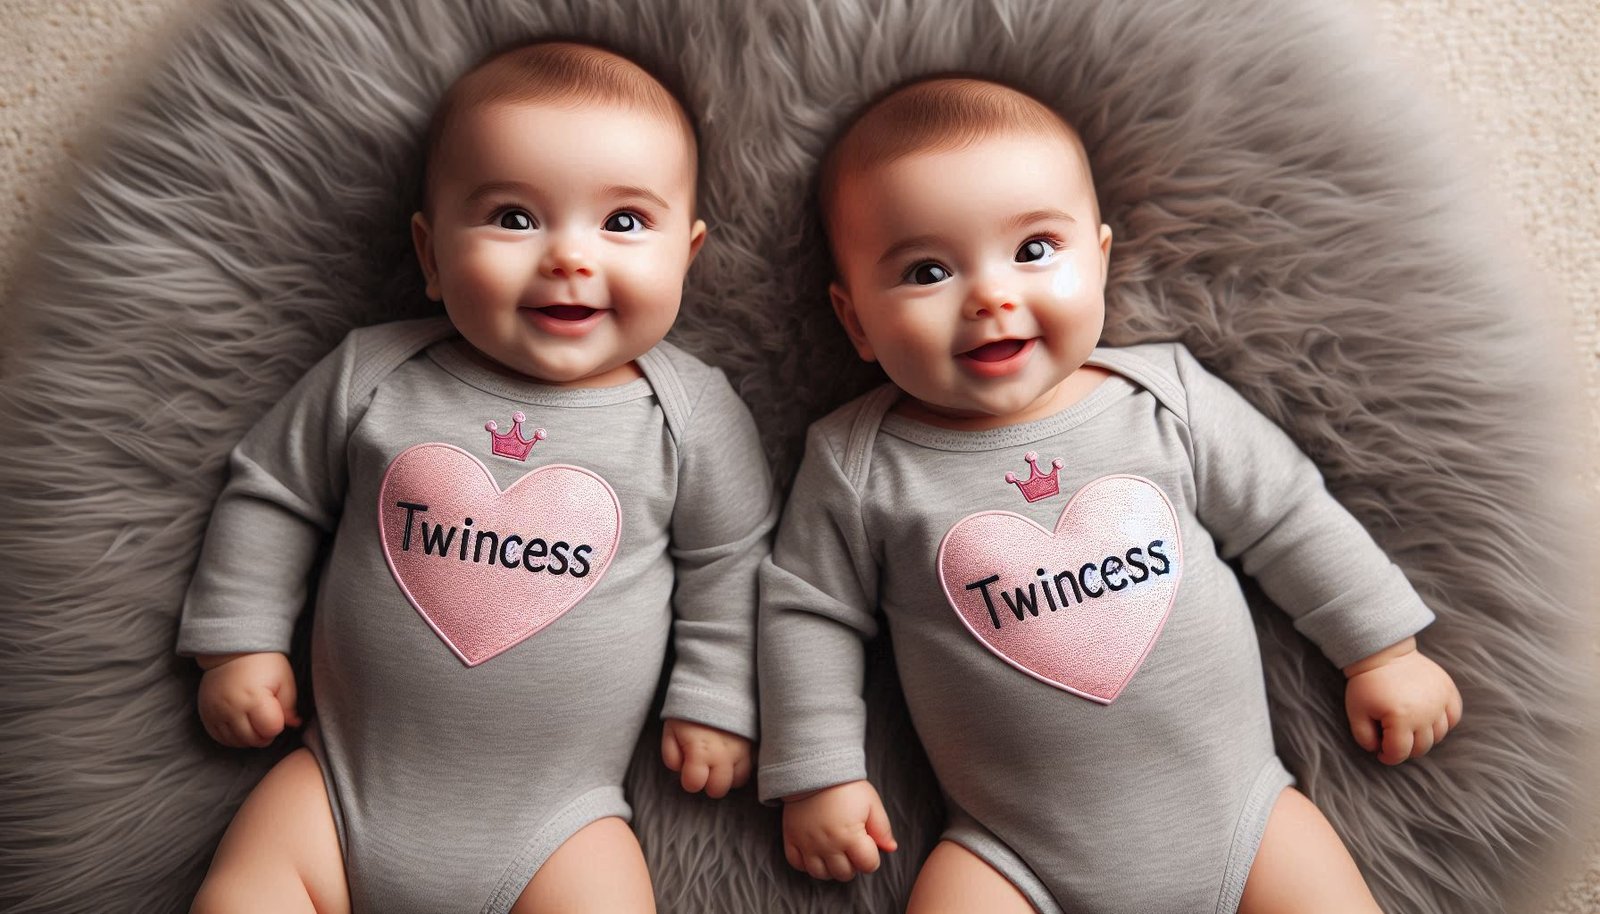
[758,343,1435,913]
[0,0,1592,912]
[177,320,771,912]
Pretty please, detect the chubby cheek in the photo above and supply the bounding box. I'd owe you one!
[1038,262,1105,346]
[865,304,960,391]
[1049,259,1084,299]
[606,253,685,338]
[441,243,524,318]
[864,300,952,356]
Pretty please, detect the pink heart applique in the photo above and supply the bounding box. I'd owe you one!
[937,474,1182,703]
[378,443,621,666]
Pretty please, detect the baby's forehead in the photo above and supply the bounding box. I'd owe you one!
[447,96,696,154]
[428,96,700,198]
[824,125,1093,215]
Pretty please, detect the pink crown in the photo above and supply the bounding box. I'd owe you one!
[1005,451,1064,503]
[484,412,546,461]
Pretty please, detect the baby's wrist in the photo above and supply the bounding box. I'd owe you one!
[1342,636,1419,678]
[195,650,281,671]
[196,652,250,671]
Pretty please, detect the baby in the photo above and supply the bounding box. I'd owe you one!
[178,42,773,913]
[757,77,1463,914]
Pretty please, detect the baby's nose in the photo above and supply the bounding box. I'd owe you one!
[965,291,1018,320]
[542,246,594,279]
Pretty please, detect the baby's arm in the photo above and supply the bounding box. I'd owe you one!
[759,420,894,880]
[1176,348,1458,757]
[659,369,778,795]
[178,333,367,743]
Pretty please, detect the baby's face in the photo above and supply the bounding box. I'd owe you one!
[828,130,1112,421]
[414,101,704,385]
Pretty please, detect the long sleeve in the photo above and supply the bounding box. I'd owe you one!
[756,422,881,803]
[658,371,778,741]
[1177,347,1434,668]
[176,335,362,656]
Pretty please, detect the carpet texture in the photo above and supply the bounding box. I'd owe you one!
[0,0,1595,912]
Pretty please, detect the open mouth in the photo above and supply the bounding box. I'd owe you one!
[962,339,1029,362]
[535,304,599,321]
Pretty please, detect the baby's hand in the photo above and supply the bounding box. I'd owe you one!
[196,652,302,748]
[660,718,751,798]
[1343,637,1463,765]
[782,779,898,882]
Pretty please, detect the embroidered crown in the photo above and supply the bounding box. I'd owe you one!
[1005,451,1064,503]
[485,412,546,461]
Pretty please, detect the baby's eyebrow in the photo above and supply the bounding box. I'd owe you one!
[602,184,672,212]
[877,234,943,267]
[464,180,537,207]
[1007,208,1076,231]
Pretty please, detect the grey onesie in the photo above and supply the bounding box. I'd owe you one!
[179,319,775,914]
[757,342,1434,914]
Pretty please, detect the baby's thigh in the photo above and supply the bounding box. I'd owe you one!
[1238,786,1383,914]
[510,816,655,914]
[906,841,1038,914]
[191,747,348,914]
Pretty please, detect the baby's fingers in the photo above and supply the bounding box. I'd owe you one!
[824,852,856,882]
[1348,710,1379,753]
[219,713,257,748]
[866,797,898,852]
[661,730,684,772]
[844,833,882,875]
[1379,721,1415,765]
[730,754,751,789]
[784,841,802,872]
[704,762,734,799]
[680,759,710,794]
[1410,723,1436,759]
[245,697,285,745]
[1432,713,1451,746]
[805,855,831,881]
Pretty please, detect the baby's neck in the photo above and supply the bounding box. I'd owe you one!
[893,366,1113,431]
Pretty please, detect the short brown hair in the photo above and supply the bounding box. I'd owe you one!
[420,41,698,213]
[819,77,1096,240]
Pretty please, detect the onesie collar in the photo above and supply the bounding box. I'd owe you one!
[427,339,654,407]
[879,350,1138,452]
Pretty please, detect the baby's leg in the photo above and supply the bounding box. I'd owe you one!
[509,817,655,914]
[906,841,1038,914]
[191,748,348,914]
[1238,787,1383,914]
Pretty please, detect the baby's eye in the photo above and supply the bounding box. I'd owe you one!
[1016,238,1056,264]
[496,209,535,231]
[906,262,951,285]
[603,212,646,233]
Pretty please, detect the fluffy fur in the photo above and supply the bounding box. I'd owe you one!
[0,0,1592,911]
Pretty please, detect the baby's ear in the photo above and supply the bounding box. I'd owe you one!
[410,212,442,301]
[829,282,876,363]
[687,218,708,263]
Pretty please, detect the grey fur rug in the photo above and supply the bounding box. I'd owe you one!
[0,0,1593,912]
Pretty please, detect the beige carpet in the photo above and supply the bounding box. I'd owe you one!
[2,0,1596,908]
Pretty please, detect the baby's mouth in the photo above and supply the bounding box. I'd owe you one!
[961,338,1029,362]
[535,304,599,321]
